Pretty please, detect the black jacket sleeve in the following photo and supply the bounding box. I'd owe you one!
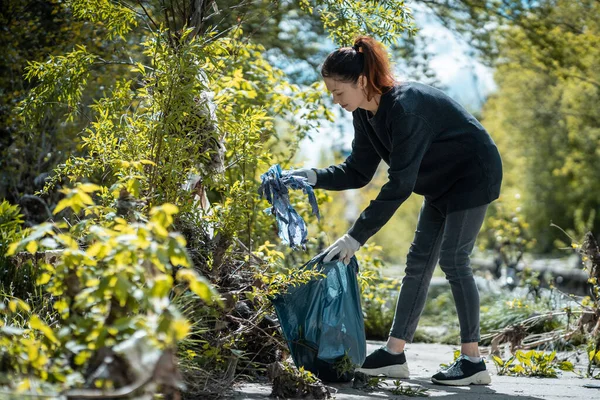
[348,113,435,245]
[312,115,381,190]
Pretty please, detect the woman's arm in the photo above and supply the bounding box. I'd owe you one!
[312,116,381,190]
[348,113,435,245]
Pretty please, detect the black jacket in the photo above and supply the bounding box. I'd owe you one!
[313,81,503,245]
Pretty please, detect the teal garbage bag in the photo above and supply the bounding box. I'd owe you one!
[271,254,366,382]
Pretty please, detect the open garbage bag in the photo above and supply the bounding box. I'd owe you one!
[271,254,366,382]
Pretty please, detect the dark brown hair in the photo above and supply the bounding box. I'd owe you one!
[320,35,396,101]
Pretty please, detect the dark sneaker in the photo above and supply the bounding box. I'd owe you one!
[355,347,409,378]
[431,355,491,386]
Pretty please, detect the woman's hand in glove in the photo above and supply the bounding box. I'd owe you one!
[323,233,360,265]
[289,168,317,186]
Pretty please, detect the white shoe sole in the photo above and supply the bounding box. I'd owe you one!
[355,363,410,379]
[431,370,492,386]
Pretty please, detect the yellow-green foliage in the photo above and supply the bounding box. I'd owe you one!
[479,0,600,251]
[30,28,225,211]
[19,46,98,125]
[70,0,138,40]
[22,23,339,254]
[333,352,356,377]
[0,299,62,392]
[252,266,326,304]
[0,201,29,297]
[1,184,217,392]
[283,362,318,384]
[492,350,574,378]
[586,343,600,379]
[0,201,24,258]
[0,0,139,200]
[299,0,416,45]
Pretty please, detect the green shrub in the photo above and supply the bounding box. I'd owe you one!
[1,184,217,394]
[493,350,574,377]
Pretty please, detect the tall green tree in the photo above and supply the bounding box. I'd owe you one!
[480,1,600,250]
[0,0,142,202]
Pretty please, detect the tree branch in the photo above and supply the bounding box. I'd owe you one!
[135,0,160,31]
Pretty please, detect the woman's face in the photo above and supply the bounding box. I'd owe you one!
[324,76,367,112]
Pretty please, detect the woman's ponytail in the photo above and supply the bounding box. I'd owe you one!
[321,35,396,101]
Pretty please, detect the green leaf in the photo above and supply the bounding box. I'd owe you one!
[53,198,73,215]
[17,299,30,312]
[512,364,525,375]
[74,350,92,366]
[76,191,94,206]
[158,203,179,216]
[492,355,504,367]
[176,269,219,305]
[6,241,19,256]
[114,275,130,307]
[126,177,141,198]
[78,183,102,193]
[29,315,60,345]
[37,273,52,285]
[25,240,38,254]
[172,318,190,340]
[53,299,70,317]
[135,62,145,75]
[150,274,173,298]
[558,361,574,372]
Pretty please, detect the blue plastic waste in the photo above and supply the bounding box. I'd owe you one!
[271,254,366,382]
[258,164,320,249]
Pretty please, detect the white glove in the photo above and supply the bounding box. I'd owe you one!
[323,233,361,265]
[290,168,317,186]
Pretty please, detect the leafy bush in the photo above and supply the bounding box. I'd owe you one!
[492,350,573,377]
[2,0,419,396]
[1,184,217,394]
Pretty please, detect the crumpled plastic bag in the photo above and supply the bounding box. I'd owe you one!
[271,254,366,382]
[258,164,320,249]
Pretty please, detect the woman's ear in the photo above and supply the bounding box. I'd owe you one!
[358,74,367,89]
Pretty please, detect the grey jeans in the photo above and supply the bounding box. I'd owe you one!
[389,200,489,343]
